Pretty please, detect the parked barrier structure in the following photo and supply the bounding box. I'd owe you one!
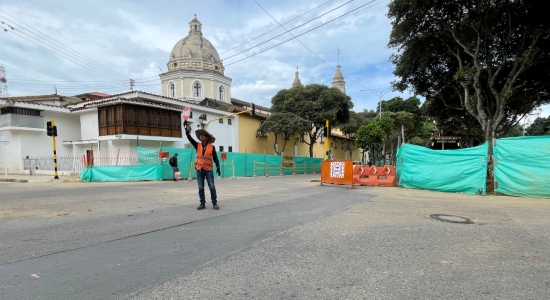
[351,165,397,187]
[320,160,354,187]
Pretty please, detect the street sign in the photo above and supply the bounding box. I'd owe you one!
[221,152,227,160]
[183,107,191,120]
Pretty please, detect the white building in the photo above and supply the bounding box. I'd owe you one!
[0,91,241,175]
[0,15,245,175]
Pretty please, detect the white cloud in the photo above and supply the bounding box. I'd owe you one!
[0,0,404,111]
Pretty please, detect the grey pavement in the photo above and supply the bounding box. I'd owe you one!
[1,175,549,300]
[0,173,82,183]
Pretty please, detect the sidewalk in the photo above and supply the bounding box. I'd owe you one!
[0,174,83,183]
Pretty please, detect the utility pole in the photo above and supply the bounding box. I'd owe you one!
[130,79,135,92]
[360,87,391,119]
[46,119,59,179]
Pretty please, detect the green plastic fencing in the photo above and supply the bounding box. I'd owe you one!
[160,149,322,179]
[493,136,550,199]
[81,165,162,182]
[81,146,323,182]
[159,147,196,179]
[137,147,162,165]
[397,142,488,195]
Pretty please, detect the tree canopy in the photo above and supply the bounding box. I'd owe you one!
[526,117,550,136]
[388,0,550,141]
[268,84,353,157]
[258,112,311,155]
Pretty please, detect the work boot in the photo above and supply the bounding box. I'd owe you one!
[213,204,219,210]
[197,203,206,210]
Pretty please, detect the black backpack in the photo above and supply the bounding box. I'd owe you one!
[169,156,176,166]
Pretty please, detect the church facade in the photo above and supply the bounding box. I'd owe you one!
[159,16,232,103]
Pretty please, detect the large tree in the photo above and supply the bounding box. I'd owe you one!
[337,111,362,159]
[388,0,550,140]
[258,112,311,155]
[526,117,550,136]
[270,84,353,157]
[355,117,394,165]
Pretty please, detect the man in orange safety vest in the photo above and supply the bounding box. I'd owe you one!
[185,121,221,210]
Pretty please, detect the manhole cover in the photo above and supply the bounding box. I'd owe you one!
[429,214,473,224]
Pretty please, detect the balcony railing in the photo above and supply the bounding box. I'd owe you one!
[0,114,44,129]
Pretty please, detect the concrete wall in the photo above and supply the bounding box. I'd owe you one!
[79,110,99,140]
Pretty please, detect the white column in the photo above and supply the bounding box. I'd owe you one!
[210,80,214,99]
[180,78,184,98]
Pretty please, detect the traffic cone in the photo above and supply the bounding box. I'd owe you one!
[292,170,296,176]
[265,171,269,177]
[280,170,283,176]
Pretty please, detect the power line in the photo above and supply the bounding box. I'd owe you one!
[1,23,127,83]
[0,10,130,82]
[252,0,371,90]
[221,0,356,62]
[225,0,379,67]
[220,0,333,55]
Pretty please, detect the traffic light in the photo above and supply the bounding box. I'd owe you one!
[324,124,330,137]
[251,103,256,116]
[46,121,53,136]
[46,121,57,137]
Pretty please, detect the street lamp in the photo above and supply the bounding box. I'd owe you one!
[360,88,391,119]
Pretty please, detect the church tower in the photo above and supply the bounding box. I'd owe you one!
[332,65,346,94]
[159,15,232,103]
[292,67,302,87]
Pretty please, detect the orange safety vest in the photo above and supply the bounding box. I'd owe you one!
[195,143,214,171]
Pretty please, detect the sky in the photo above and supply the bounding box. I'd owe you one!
[0,0,547,120]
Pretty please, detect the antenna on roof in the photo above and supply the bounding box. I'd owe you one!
[0,65,8,98]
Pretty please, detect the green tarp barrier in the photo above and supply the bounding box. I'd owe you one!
[397,142,488,195]
[493,136,550,199]
[137,147,162,165]
[161,149,323,178]
[81,165,162,182]
[159,147,196,179]
[80,146,324,182]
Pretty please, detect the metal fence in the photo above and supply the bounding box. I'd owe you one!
[92,150,140,166]
[23,156,85,172]
[23,150,141,172]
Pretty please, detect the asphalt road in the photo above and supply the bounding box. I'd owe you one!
[1,175,550,300]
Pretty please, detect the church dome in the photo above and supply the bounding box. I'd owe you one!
[167,15,224,74]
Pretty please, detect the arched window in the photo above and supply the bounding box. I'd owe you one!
[218,86,224,100]
[169,83,175,98]
[193,82,202,97]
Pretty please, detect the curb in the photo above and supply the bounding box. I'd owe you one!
[0,178,83,183]
[0,178,29,183]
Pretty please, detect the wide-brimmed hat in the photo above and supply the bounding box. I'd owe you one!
[195,129,216,144]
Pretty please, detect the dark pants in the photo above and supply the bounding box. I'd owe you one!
[196,169,217,204]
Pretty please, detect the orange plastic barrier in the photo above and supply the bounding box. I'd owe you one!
[320,160,354,186]
[352,165,397,187]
